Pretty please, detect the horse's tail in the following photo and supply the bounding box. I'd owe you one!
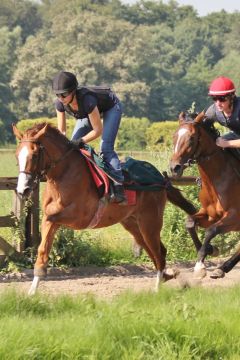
[163,172,196,215]
[166,185,196,215]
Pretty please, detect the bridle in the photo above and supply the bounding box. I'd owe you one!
[19,138,74,181]
[180,121,219,168]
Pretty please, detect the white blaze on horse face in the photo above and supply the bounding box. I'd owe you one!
[18,146,29,171]
[174,128,189,154]
[17,146,30,194]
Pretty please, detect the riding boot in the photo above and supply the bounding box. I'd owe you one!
[109,183,127,205]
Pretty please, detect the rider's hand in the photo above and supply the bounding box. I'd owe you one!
[216,137,229,148]
[71,138,85,148]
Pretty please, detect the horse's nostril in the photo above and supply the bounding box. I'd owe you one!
[170,164,183,178]
[172,164,182,173]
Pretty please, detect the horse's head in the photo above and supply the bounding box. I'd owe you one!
[170,111,218,177]
[13,123,49,198]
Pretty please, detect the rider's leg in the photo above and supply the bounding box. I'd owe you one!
[101,102,126,204]
[71,118,92,140]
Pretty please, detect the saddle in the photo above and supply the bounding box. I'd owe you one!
[80,145,167,206]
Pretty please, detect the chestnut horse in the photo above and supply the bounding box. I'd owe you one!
[170,111,240,279]
[13,122,197,295]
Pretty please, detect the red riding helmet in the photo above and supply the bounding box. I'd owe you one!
[208,76,236,96]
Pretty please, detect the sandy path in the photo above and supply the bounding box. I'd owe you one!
[0,260,239,299]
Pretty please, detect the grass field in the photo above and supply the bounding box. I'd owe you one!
[0,286,240,359]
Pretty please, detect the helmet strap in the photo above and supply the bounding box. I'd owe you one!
[69,90,76,105]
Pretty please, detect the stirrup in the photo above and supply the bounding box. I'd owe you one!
[109,184,127,205]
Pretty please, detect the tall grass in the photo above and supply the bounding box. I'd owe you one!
[0,286,240,359]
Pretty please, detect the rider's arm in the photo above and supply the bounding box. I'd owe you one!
[56,109,66,136]
[82,106,103,143]
[216,137,240,148]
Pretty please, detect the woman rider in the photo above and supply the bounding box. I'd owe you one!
[205,76,240,151]
[52,70,126,204]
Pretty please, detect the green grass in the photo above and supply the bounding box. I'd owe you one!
[0,286,240,359]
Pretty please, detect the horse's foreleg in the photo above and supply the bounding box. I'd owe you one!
[211,244,240,279]
[194,225,220,279]
[187,213,219,256]
[185,215,202,251]
[29,216,59,295]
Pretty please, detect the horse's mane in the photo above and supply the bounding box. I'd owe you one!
[201,120,220,141]
[25,122,69,143]
[183,112,220,141]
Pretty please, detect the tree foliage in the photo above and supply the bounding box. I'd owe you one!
[1,0,240,143]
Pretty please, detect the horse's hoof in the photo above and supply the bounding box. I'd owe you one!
[194,267,207,279]
[171,267,180,278]
[163,267,180,281]
[34,267,47,278]
[28,287,37,296]
[210,268,225,279]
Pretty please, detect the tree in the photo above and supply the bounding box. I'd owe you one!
[0,26,21,141]
[0,0,42,41]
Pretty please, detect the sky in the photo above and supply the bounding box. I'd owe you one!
[121,0,240,17]
[172,0,240,16]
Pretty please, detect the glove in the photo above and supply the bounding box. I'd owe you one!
[71,138,85,149]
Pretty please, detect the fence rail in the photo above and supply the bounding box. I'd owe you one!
[0,175,197,257]
[0,177,40,257]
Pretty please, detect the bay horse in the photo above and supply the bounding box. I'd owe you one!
[13,122,197,295]
[170,111,240,279]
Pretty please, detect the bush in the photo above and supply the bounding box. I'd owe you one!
[16,117,75,139]
[117,117,150,150]
[146,120,178,151]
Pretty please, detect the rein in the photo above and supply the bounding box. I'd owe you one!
[19,139,74,178]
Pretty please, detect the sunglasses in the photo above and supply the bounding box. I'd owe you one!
[212,96,228,102]
[56,90,72,98]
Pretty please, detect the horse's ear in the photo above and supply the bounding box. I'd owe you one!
[12,123,23,140]
[35,123,49,140]
[179,112,186,124]
[194,111,205,124]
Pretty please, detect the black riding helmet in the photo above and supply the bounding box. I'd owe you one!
[52,71,78,94]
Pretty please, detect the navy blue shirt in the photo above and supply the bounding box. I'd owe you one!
[55,86,119,120]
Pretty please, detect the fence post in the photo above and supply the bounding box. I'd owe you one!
[12,190,26,252]
[25,183,40,249]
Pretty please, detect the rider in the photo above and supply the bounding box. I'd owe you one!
[52,70,127,204]
[205,76,240,150]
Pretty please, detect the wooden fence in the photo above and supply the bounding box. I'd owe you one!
[0,176,197,257]
[0,177,40,258]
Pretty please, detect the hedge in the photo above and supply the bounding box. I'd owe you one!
[15,116,223,151]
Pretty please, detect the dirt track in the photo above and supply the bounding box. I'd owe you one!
[0,259,240,299]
